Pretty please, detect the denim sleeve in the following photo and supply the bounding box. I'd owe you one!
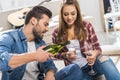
[0,52,13,71]
[44,58,57,74]
[0,34,14,71]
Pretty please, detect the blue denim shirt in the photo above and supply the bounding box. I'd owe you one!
[0,28,57,80]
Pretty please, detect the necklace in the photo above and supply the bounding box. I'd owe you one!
[67,26,76,40]
[68,33,75,40]
[68,31,77,40]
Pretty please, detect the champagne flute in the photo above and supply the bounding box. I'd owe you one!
[84,42,97,75]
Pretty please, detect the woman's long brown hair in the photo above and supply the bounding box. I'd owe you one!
[56,0,87,43]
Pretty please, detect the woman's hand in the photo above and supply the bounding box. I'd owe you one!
[85,50,98,65]
[62,51,77,61]
[66,51,77,60]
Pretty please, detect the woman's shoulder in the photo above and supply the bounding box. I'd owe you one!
[52,26,59,37]
[52,26,59,33]
[82,20,94,29]
[82,20,92,26]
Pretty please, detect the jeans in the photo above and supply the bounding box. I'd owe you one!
[54,64,82,80]
[81,57,120,80]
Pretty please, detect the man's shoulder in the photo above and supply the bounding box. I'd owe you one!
[0,29,16,38]
[0,29,20,42]
[0,29,15,35]
[0,30,18,46]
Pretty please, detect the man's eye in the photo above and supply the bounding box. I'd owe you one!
[45,23,48,26]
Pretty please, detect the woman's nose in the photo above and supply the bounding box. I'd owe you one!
[68,15,72,19]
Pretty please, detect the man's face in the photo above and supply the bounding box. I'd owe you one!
[32,14,49,40]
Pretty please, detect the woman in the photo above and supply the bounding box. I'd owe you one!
[52,0,120,80]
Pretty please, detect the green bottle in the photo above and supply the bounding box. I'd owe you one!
[43,41,70,56]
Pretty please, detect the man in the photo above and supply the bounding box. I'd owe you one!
[0,6,82,80]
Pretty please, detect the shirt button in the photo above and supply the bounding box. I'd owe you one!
[2,57,5,60]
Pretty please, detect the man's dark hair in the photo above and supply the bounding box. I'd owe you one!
[25,6,52,25]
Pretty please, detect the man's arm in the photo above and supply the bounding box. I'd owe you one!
[9,52,36,69]
[9,46,52,69]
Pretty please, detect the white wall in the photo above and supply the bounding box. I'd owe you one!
[79,0,104,32]
[0,0,60,12]
[0,0,51,12]
[0,0,61,31]
[0,0,105,32]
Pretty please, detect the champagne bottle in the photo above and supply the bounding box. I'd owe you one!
[43,41,70,56]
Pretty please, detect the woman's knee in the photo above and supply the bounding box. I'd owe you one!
[69,64,82,75]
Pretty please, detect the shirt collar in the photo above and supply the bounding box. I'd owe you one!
[18,27,26,41]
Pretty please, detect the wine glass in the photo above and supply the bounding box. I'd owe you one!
[84,42,97,75]
[67,48,76,60]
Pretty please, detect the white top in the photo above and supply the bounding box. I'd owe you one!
[22,41,39,80]
[66,40,88,68]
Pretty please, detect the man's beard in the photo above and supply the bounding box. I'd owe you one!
[32,28,43,40]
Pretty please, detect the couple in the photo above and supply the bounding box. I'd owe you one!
[0,0,120,80]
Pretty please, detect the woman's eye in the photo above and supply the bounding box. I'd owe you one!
[71,12,76,15]
[72,13,75,15]
[64,13,69,16]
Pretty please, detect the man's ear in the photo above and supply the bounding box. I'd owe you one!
[31,17,37,25]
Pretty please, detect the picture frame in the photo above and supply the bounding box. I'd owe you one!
[100,0,120,32]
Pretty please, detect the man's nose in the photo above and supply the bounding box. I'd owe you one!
[45,26,49,31]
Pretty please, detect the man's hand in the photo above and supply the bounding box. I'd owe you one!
[35,46,53,62]
[8,46,53,69]
[45,69,55,80]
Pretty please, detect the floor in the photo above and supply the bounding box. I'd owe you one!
[97,31,120,69]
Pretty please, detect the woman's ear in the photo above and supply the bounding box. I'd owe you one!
[31,17,37,25]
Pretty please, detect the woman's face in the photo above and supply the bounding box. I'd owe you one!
[62,4,77,26]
